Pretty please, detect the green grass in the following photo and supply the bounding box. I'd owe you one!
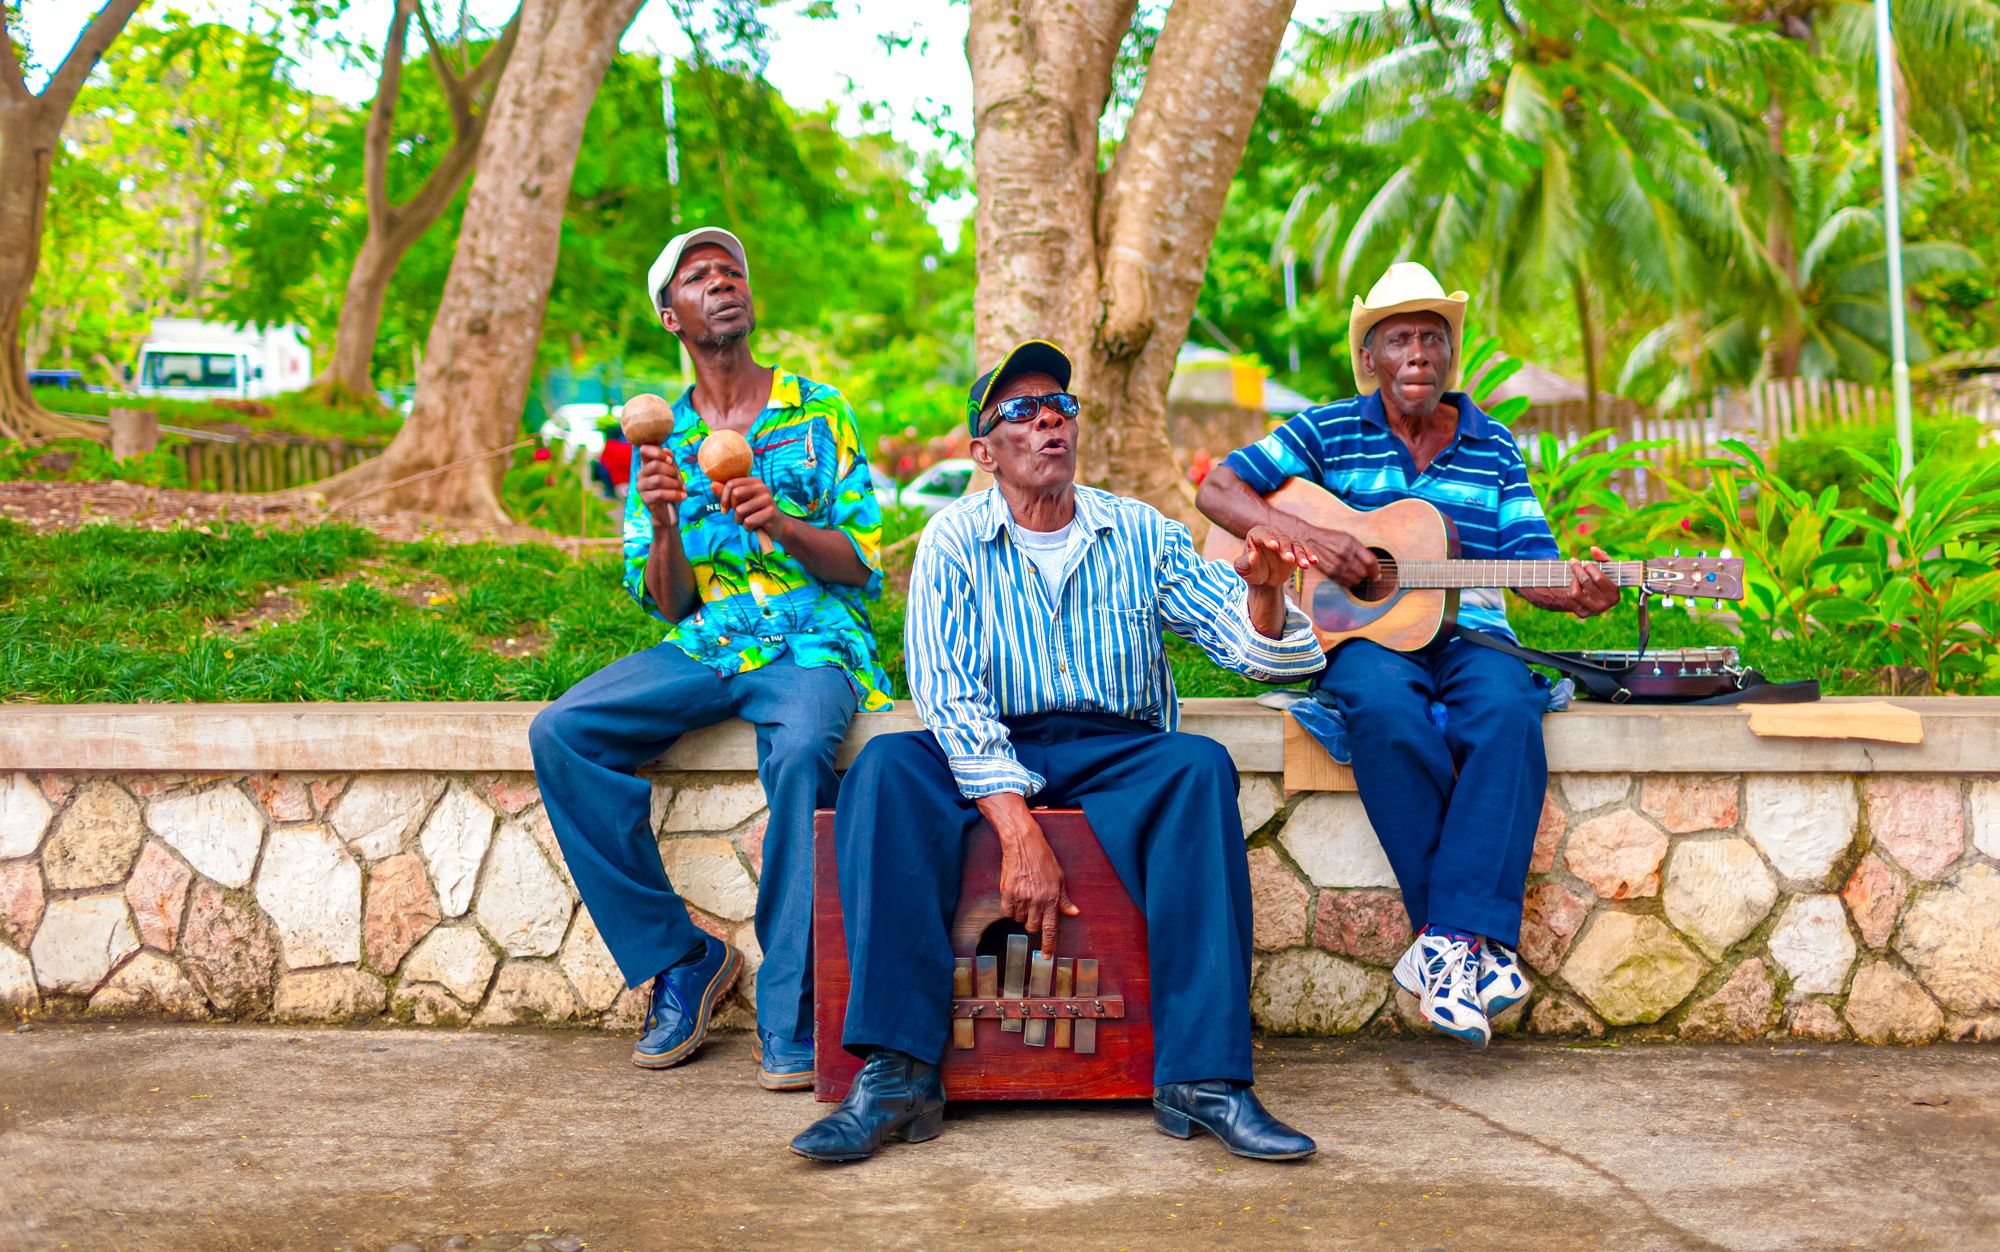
[0,519,1287,704]
[32,387,401,445]
[0,519,1888,704]
[0,520,657,703]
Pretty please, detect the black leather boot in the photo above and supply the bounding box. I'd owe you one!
[1153,1081,1316,1160]
[789,1049,946,1163]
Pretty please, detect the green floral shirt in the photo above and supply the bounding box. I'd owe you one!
[622,369,894,710]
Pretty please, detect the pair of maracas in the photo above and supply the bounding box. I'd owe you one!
[620,393,775,553]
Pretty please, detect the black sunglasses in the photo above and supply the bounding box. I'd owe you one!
[979,392,1079,437]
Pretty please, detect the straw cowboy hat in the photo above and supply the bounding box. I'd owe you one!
[1349,262,1469,395]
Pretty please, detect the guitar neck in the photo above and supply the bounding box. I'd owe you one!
[1390,560,1648,589]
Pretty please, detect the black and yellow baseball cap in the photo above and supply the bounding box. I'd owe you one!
[966,339,1073,437]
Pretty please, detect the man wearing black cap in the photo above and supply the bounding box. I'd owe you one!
[790,340,1327,1163]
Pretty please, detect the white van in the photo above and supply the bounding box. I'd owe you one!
[133,319,313,401]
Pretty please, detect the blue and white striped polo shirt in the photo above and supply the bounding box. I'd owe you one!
[1220,390,1560,640]
[906,484,1325,799]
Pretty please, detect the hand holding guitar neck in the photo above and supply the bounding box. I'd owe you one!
[619,394,683,528]
[699,429,778,554]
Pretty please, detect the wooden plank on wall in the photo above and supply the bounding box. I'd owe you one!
[1282,714,1358,793]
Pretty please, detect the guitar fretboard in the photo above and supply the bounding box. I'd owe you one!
[1382,560,1649,589]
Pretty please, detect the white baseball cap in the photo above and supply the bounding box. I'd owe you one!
[645,226,750,313]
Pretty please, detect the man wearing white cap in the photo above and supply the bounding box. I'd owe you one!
[1197,262,1619,1048]
[530,227,894,1090]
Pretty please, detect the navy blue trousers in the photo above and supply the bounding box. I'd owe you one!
[833,713,1256,1087]
[1313,636,1547,947]
[528,644,857,1044]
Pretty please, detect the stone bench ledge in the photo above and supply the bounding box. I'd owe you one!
[2,697,1995,776]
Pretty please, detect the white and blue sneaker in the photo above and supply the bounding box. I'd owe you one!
[1392,931,1492,1048]
[1477,941,1529,1015]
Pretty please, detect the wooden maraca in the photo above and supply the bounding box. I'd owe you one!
[618,393,675,447]
[698,428,776,553]
[618,394,678,523]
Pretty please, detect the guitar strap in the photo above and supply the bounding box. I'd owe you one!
[1454,626,1822,706]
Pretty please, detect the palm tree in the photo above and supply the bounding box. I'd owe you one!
[1621,145,1980,399]
[1739,0,1999,376]
[1294,0,1782,425]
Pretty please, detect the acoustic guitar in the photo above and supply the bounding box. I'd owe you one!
[1202,480,1745,652]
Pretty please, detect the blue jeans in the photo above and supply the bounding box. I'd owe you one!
[1313,636,1548,946]
[833,713,1256,1086]
[529,644,857,1044]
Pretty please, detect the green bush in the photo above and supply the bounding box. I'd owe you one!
[0,437,189,488]
[30,387,400,445]
[501,443,622,539]
[1774,414,1990,510]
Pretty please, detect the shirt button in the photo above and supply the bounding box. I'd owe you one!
[1058,663,1068,674]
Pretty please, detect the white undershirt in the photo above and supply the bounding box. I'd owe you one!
[1010,519,1078,602]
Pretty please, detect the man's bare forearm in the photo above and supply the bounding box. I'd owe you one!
[1196,464,1288,539]
[770,516,872,587]
[644,525,698,620]
[1245,583,1290,640]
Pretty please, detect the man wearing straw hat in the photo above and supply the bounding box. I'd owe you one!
[530,226,894,1092]
[1198,262,1620,1049]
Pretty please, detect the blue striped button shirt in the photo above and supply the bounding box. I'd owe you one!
[1220,390,1560,640]
[906,484,1325,799]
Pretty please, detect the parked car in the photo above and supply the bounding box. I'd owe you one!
[27,369,101,392]
[539,402,615,455]
[899,457,976,517]
[132,318,312,401]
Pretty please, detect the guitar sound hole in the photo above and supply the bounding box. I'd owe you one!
[1348,549,1399,604]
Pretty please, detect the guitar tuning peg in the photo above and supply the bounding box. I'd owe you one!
[1661,596,1675,608]
[1673,547,1681,557]
[1699,550,1708,559]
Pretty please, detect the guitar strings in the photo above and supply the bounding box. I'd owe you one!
[1363,558,1650,585]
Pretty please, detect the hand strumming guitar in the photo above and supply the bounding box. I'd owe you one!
[1298,525,1379,587]
[1517,545,1620,619]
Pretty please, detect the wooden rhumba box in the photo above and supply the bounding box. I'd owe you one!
[811,809,1155,1101]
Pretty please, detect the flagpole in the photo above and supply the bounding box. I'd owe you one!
[1873,0,1915,512]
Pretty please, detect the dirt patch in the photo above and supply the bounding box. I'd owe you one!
[487,631,548,658]
[215,588,305,635]
[0,480,609,549]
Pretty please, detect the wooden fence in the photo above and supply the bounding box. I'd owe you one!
[1510,377,1998,503]
[175,433,380,493]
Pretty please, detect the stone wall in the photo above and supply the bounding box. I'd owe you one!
[1249,774,2000,1044]
[1,701,1995,1042]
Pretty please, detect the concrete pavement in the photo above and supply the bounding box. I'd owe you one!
[2,1026,1995,1250]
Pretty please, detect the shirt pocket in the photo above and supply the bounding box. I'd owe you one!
[1090,605,1160,671]
[759,430,828,518]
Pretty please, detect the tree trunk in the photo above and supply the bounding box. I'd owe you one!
[317,231,404,406]
[967,0,1295,532]
[309,0,518,405]
[0,1,145,443]
[318,0,642,521]
[1573,269,1600,430]
[1764,98,1805,377]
